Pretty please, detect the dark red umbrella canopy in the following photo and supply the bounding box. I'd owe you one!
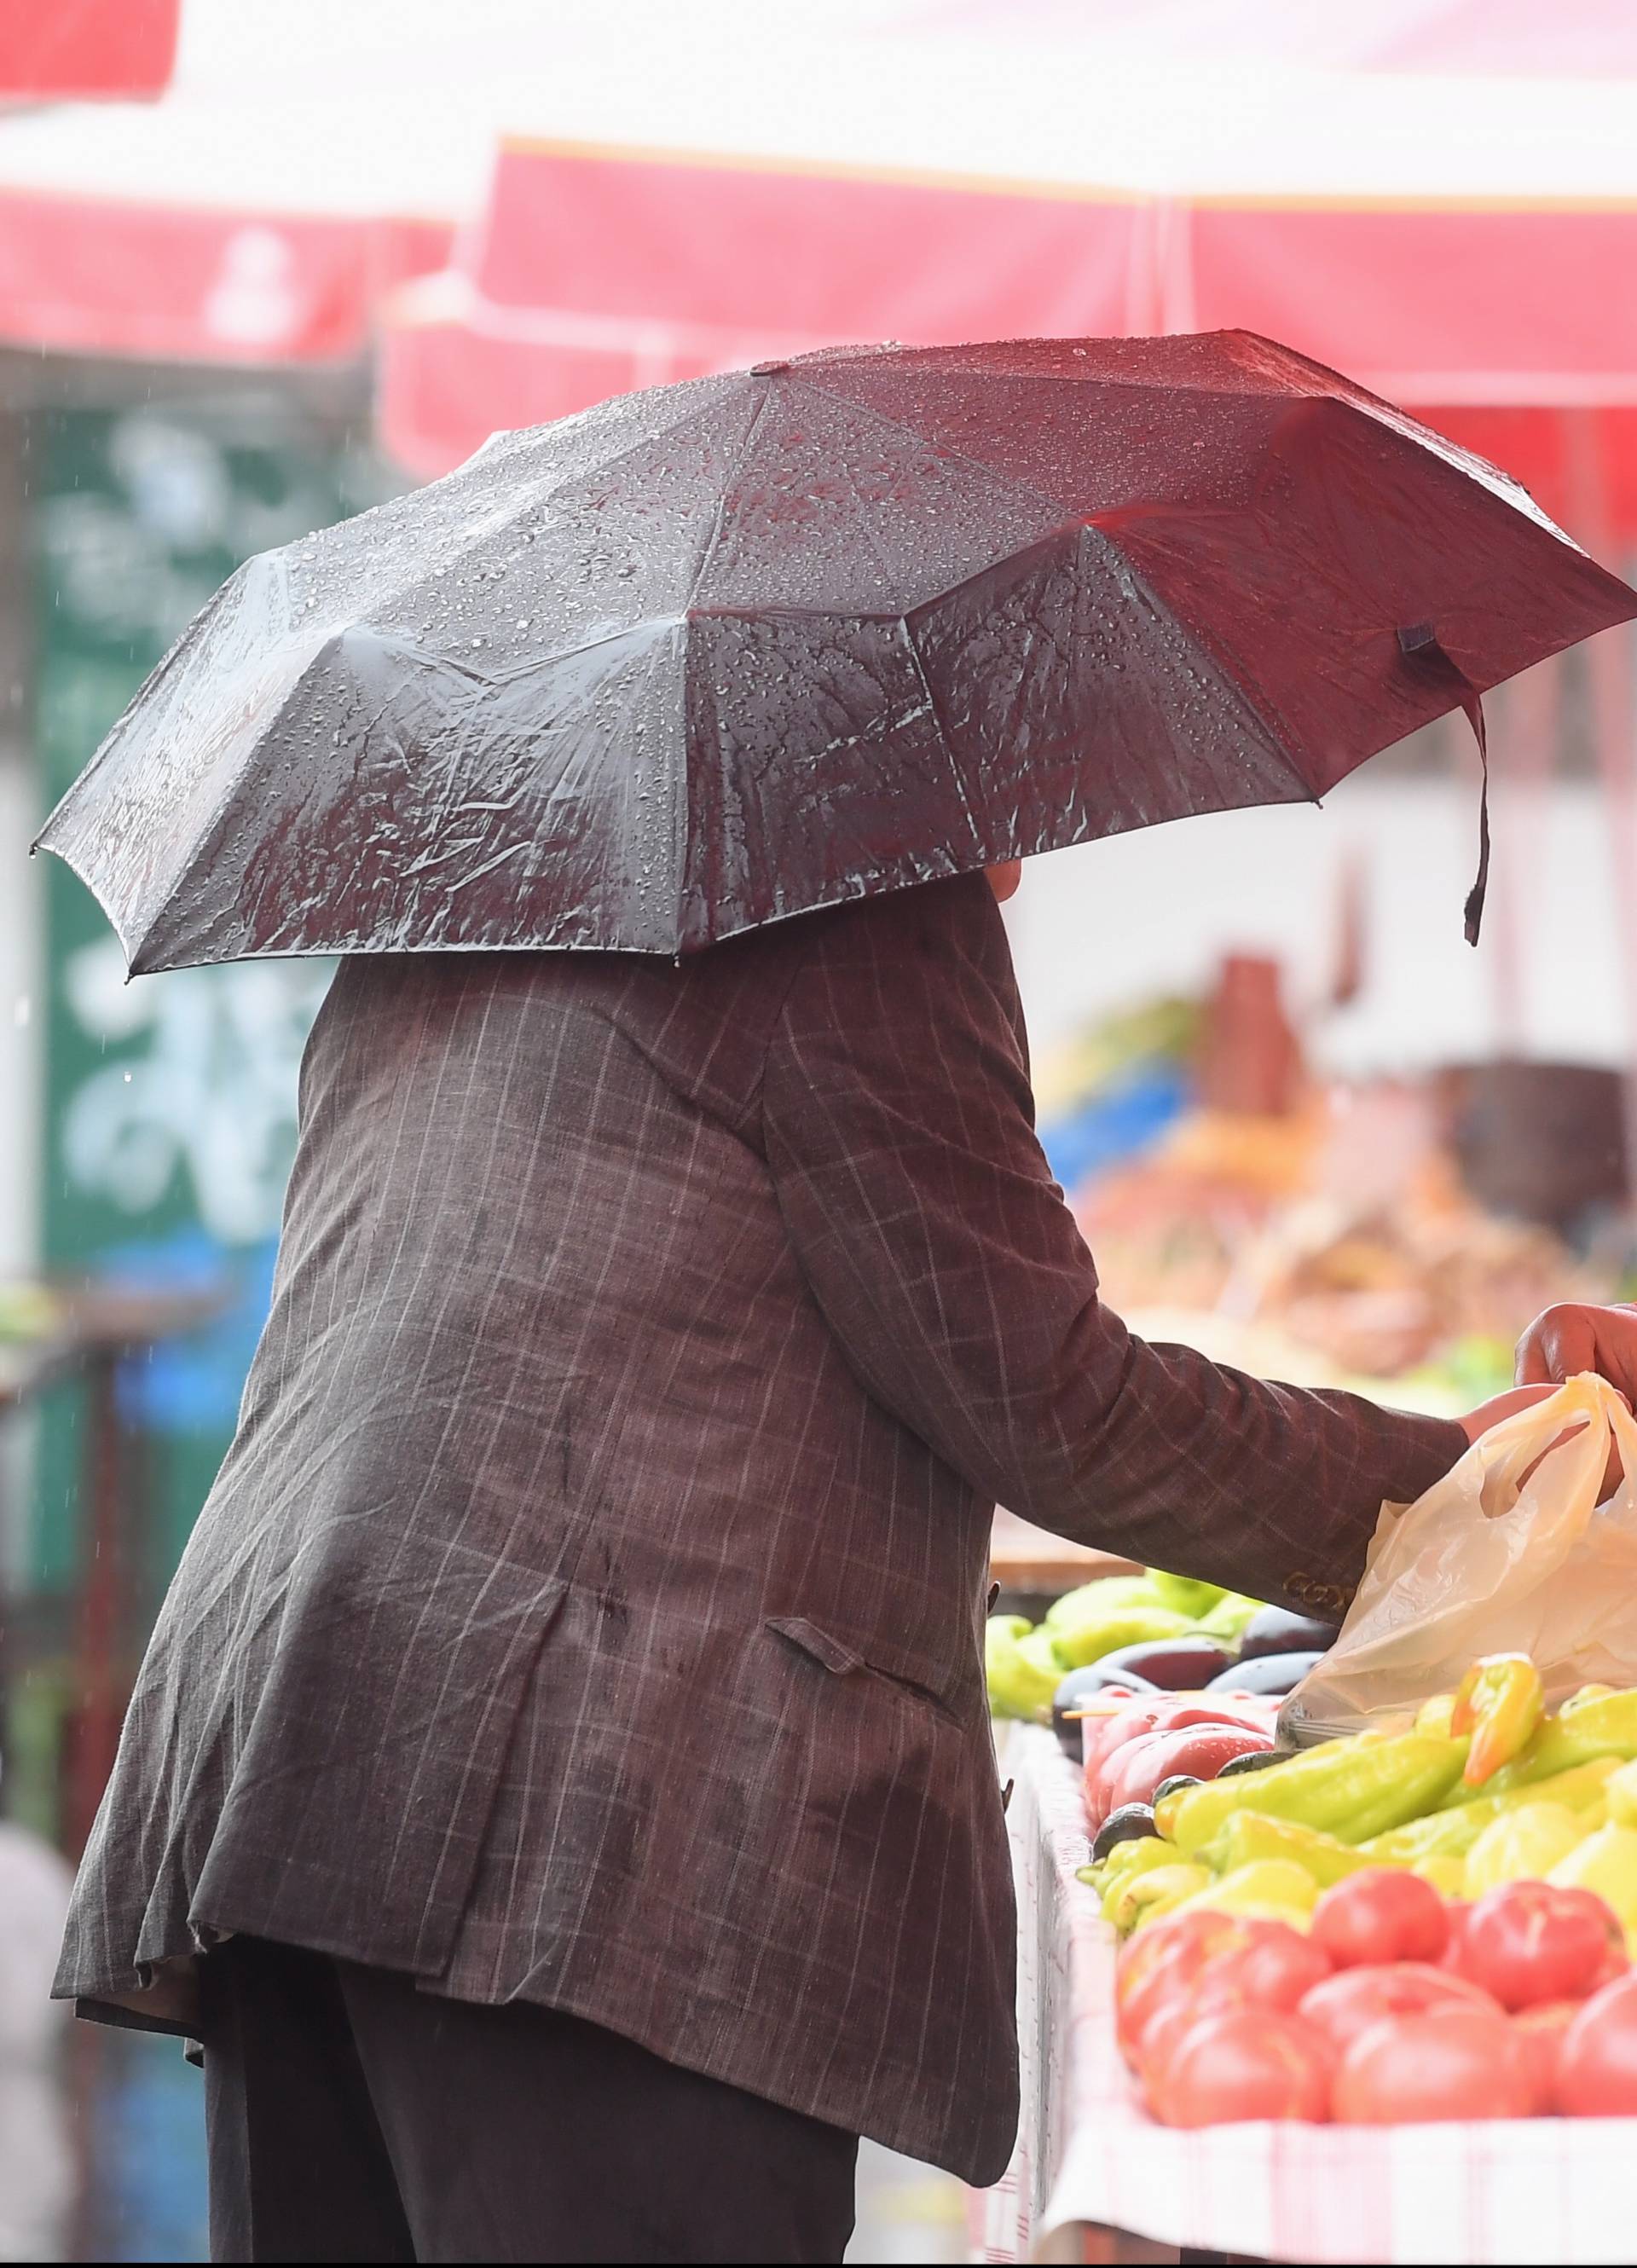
[36,331,1637,970]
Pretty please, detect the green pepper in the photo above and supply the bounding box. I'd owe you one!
[1545,1691,1637,1754]
[1197,1810,1379,1886]
[984,1616,1061,1720]
[1366,1756,1620,1860]
[1155,1733,1467,1854]
[1076,1836,1174,1894]
[1437,1710,1637,1806]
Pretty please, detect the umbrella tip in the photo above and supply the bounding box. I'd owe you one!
[749,360,790,377]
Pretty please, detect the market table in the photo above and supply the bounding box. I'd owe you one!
[984,1724,1636,2266]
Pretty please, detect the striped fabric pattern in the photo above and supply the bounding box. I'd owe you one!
[55,873,1462,2182]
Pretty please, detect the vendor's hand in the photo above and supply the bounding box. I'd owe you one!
[1516,1302,1637,1397]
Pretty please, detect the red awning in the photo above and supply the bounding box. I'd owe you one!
[0,190,448,364]
[0,0,180,101]
[379,141,1637,540]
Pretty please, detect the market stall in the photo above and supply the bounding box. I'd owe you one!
[991,1723,1634,2266]
[983,1382,1637,2266]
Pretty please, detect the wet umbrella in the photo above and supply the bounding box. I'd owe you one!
[35,332,1637,971]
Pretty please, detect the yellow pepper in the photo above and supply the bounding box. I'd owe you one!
[1549,1824,1637,1931]
[1605,1761,1637,1829]
[1451,1654,1545,1786]
[1413,1854,1468,1898]
[1464,1802,1588,1896]
[1414,1692,1458,1738]
[1104,1861,1212,1935]
[1167,1859,1319,1928]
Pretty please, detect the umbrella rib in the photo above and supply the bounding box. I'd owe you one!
[899,619,986,859]
[682,381,782,614]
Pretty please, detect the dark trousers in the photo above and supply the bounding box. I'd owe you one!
[200,1935,859,2265]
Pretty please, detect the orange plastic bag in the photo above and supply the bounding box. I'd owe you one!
[1283,1374,1637,1741]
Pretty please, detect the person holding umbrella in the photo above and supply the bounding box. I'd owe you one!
[40,337,1637,2264]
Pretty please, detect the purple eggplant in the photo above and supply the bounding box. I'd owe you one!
[1090,1803,1158,1863]
[1205,1650,1325,1698]
[1091,1638,1235,1692]
[1238,1607,1339,1661]
[1050,1661,1159,1759]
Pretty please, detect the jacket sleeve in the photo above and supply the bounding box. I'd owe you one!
[761,875,1466,1617]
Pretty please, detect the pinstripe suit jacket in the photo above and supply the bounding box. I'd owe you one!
[56,873,1462,2180]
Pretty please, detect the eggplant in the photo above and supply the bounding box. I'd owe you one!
[1090,1802,1158,1862]
[1215,1747,1292,1777]
[1205,1649,1325,1698]
[1237,1606,1339,1661]
[1153,1773,1203,1803]
[1050,1662,1159,1760]
[1091,1638,1234,1692]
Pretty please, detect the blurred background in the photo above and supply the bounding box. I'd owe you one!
[3,1,1637,2258]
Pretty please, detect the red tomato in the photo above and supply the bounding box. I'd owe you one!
[1148,2007,1334,2128]
[1311,1869,1450,1968]
[1138,1991,1209,2088]
[1190,1921,1333,2017]
[1299,1962,1501,2054]
[1102,1724,1276,1814]
[1513,2001,1581,2114]
[1333,2005,1536,2123]
[1085,1699,1277,1823]
[1454,1883,1617,2011]
[1558,1972,1637,2115]
[1114,1911,1253,2068]
[1439,1902,1472,1974]
[1592,1939,1630,1991]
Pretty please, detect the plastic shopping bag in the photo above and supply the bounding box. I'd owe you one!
[1282,1373,1637,1743]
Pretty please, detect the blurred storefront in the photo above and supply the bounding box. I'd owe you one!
[0,356,396,2260]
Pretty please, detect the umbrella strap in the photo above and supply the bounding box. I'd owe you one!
[1397,623,1489,947]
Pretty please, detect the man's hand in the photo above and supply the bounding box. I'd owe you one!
[1464,1363,1628,1501]
[1517,1303,1637,1395]
[1459,1383,1561,1447]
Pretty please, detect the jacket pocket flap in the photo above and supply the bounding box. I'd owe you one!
[766,1616,864,1677]
[766,1615,962,1708]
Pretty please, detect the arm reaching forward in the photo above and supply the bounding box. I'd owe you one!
[763,877,1466,1618]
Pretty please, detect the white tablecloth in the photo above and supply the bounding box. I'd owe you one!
[986,1724,1637,2266]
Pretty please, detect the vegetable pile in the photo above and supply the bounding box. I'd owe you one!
[986,1568,1331,1726]
[1070,1643,1637,2126]
[1118,1876,1637,2128]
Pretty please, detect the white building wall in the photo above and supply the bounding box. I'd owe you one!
[1005,772,1630,1080]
